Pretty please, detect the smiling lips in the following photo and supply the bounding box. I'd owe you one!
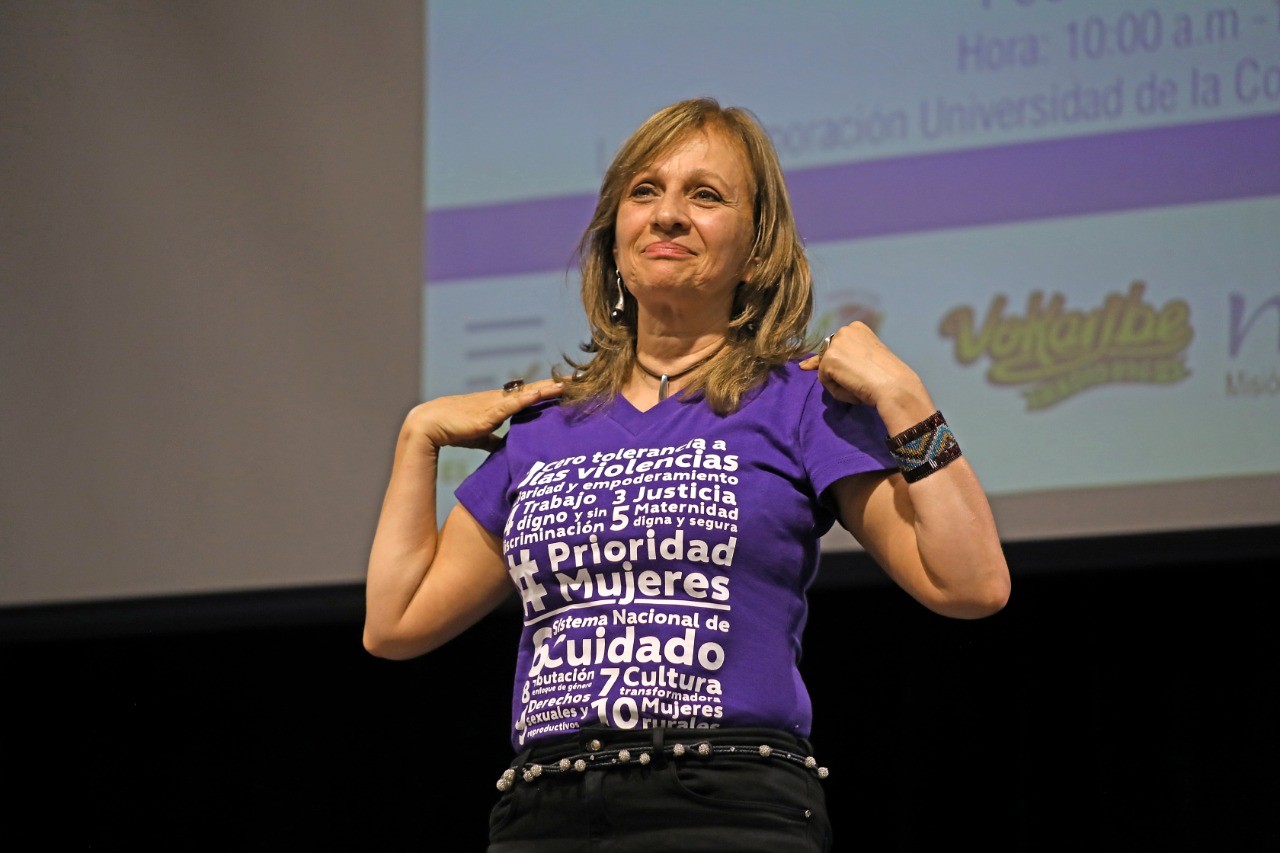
[643,241,695,258]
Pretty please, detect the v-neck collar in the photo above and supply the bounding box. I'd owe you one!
[607,391,686,435]
[604,367,777,435]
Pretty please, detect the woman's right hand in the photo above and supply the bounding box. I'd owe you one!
[406,378,564,452]
[364,377,564,659]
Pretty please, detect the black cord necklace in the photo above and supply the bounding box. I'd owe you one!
[634,344,724,401]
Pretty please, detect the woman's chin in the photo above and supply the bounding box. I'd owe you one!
[631,278,734,305]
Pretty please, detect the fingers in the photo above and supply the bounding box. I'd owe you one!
[483,377,565,428]
[800,329,837,371]
[454,432,503,452]
[803,324,873,405]
[818,377,863,405]
[521,377,566,397]
[479,378,565,448]
[810,354,861,404]
[497,377,564,409]
[811,321,923,408]
[411,377,565,450]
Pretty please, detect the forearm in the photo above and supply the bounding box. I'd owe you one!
[897,457,1010,617]
[364,414,445,648]
[874,384,1010,617]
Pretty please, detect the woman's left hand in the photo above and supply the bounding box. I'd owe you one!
[798,321,934,431]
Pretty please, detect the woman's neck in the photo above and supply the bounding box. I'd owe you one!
[633,299,731,367]
[628,330,727,406]
[634,330,726,374]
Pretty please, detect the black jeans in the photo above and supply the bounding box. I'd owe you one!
[487,725,833,852]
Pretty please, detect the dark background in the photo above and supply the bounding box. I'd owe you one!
[5,527,1277,851]
[3,3,1277,850]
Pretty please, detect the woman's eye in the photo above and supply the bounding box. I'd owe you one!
[694,189,722,202]
[630,184,656,198]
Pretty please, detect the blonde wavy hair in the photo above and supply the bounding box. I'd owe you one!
[557,97,813,415]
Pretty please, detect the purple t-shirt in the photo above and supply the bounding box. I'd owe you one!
[455,360,897,750]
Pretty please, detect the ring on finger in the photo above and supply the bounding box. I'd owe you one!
[817,333,835,358]
[502,379,525,394]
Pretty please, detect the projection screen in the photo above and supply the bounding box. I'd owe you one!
[422,0,1280,551]
[2,1,1275,620]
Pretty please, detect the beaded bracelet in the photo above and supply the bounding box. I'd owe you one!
[885,410,962,483]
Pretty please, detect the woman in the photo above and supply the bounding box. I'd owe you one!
[364,97,1009,851]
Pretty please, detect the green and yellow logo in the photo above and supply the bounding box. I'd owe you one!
[939,281,1193,410]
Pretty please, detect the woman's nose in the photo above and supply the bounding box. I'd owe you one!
[653,195,687,230]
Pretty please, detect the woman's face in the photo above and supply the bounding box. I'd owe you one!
[613,130,756,317]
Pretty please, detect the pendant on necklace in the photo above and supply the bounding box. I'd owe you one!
[658,375,670,401]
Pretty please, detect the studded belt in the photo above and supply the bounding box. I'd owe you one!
[496,726,830,792]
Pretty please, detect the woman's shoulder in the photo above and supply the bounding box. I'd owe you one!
[749,358,820,402]
[508,395,618,433]
[509,397,570,431]
[781,357,818,381]
[715,360,814,426]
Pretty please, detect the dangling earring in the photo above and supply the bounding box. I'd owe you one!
[610,271,626,323]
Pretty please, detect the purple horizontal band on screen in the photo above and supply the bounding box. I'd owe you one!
[425,112,1280,284]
